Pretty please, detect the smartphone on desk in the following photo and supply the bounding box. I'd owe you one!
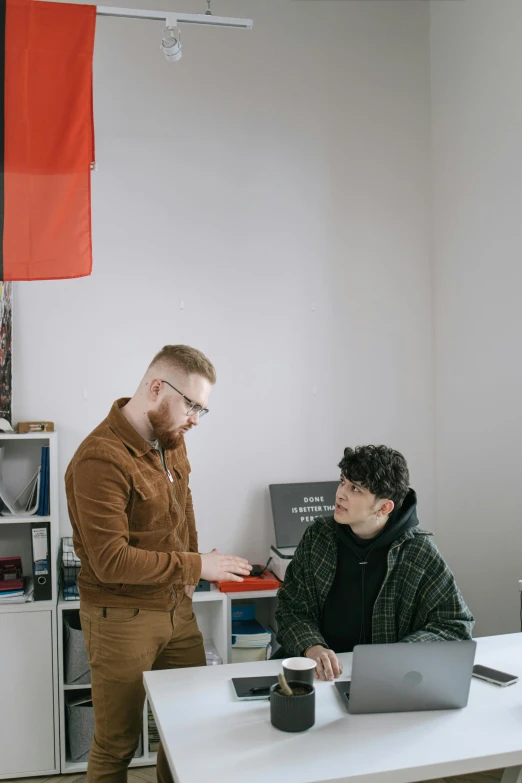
[472,664,519,687]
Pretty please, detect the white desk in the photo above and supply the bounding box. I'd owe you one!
[144,634,522,783]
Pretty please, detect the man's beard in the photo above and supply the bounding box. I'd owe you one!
[148,400,184,450]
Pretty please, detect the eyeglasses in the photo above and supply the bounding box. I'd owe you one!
[161,380,209,418]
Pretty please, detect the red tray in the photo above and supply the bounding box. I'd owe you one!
[217,569,281,593]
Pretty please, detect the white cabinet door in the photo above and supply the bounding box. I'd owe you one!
[0,610,55,775]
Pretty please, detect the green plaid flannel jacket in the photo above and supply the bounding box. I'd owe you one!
[275,516,474,657]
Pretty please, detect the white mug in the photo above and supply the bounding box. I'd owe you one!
[282,656,317,685]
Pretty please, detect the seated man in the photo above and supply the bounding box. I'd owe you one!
[275,445,473,681]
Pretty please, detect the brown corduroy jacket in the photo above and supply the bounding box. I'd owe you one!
[65,398,202,610]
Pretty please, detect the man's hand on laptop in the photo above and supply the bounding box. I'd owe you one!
[200,549,252,582]
[305,645,343,681]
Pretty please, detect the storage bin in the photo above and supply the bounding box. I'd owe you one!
[66,695,143,762]
[64,612,90,685]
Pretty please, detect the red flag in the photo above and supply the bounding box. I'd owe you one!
[1,0,96,280]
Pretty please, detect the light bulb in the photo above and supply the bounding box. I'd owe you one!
[161,26,182,62]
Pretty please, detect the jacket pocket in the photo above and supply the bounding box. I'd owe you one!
[170,453,191,479]
[129,478,171,531]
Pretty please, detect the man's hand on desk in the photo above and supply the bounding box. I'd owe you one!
[183,585,196,598]
[305,645,343,681]
[200,549,252,582]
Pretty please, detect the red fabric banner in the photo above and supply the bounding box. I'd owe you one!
[2,0,96,280]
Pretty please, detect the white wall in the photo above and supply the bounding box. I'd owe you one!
[12,0,434,563]
[431,0,522,635]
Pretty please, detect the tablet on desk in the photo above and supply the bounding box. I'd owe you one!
[231,675,278,701]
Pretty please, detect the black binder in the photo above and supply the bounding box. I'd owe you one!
[30,521,52,601]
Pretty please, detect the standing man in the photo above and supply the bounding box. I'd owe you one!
[66,345,251,783]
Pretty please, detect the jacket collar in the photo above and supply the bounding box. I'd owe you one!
[107,398,154,457]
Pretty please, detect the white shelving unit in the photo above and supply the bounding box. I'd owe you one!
[0,429,282,776]
[0,432,60,780]
[57,584,231,772]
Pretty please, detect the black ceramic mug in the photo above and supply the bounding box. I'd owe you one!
[270,681,315,732]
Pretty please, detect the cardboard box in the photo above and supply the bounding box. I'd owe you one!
[18,421,55,433]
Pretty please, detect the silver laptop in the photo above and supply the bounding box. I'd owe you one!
[335,640,476,714]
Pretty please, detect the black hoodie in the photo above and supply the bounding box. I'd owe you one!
[321,488,419,653]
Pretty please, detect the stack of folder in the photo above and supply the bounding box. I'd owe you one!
[0,577,34,603]
[231,619,272,663]
[148,710,160,753]
[0,556,34,603]
[0,576,24,600]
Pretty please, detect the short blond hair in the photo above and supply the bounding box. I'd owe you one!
[149,345,216,384]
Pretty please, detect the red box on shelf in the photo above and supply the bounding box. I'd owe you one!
[217,569,281,593]
[0,556,24,592]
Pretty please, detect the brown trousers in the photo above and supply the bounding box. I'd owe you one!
[80,593,206,783]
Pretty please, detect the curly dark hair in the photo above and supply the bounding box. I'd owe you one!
[338,445,410,507]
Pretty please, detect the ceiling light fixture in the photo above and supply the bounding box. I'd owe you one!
[95,0,253,62]
[161,22,182,62]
